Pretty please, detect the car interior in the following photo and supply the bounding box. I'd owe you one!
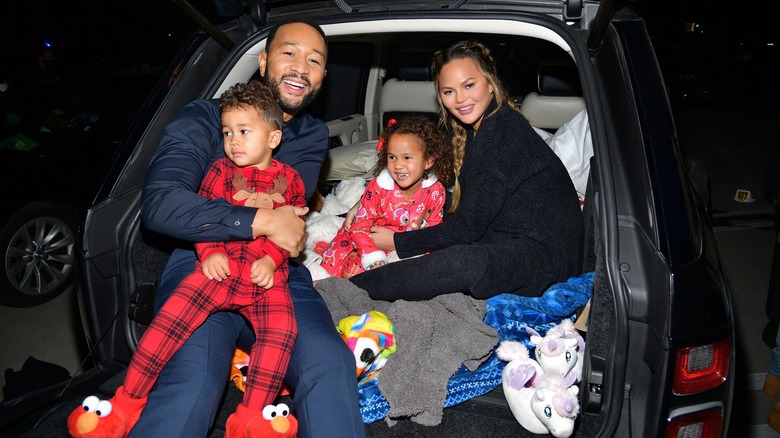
[114,19,599,435]
[128,24,588,317]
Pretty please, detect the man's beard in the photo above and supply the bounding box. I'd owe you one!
[263,73,321,114]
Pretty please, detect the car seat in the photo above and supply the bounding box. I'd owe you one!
[321,72,439,181]
[520,62,584,131]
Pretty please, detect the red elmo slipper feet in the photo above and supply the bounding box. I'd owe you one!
[226,403,298,438]
[67,386,147,438]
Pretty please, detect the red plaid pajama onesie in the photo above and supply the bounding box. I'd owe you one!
[124,158,305,412]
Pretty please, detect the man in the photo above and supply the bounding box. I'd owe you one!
[134,18,365,437]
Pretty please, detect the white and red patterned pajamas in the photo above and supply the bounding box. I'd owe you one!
[317,169,446,278]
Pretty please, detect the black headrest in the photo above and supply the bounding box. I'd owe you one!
[397,66,431,81]
[396,51,433,81]
[538,63,582,97]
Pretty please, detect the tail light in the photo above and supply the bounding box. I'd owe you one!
[673,338,730,395]
[665,407,723,438]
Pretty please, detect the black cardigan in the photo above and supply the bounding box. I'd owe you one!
[399,101,581,255]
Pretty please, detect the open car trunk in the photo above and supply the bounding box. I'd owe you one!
[1,2,733,437]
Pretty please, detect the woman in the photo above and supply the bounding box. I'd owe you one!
[350,40,583,300]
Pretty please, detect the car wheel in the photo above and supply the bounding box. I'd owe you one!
[0,203,78,307]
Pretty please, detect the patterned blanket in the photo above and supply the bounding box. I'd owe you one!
[316,271,593,424]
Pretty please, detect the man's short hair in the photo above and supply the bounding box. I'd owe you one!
[265,17,328,58]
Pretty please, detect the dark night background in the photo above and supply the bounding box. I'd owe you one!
[1,1,777,115]
[0,1,203,79]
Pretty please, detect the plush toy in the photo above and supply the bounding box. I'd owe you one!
[67,389,147,438]
[230,348,252,393]
[496,339,580,438]
[68,395,124,438]
[524,372,579,438]
[337,311,396,387]
[318,177,367,217]
[227,348,298,437]
[227,403,297,438]
[527,319,585,380]
[496,340,543,429]
[248,403,297,437]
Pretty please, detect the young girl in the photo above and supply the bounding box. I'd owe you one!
[316,115,453,279]
[350,40,584,301]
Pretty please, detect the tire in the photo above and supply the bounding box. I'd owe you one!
[0,203,79,307]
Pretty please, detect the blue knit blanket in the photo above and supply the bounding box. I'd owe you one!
[357,271,594,423]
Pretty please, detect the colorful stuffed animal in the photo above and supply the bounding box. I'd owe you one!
[497,339,580,438]
[230,348,252,392]
[527,319,585,380]
[337,311,396,386]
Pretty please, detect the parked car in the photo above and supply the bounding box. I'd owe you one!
[0,31,179,308]
[0,100,130,307]
[0,1,734,436]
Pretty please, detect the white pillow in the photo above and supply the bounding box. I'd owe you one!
[321,141,380,180]
[544,109,592,197]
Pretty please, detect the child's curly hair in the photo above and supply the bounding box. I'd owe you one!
[374,115,454,187]
[219,80,284,131]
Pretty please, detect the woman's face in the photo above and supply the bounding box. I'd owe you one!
[437,57,494,131]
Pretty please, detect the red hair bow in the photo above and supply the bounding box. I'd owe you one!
[376,118,397,151]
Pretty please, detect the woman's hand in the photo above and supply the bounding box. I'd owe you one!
[253,206,309,256]
[370,226,396,252]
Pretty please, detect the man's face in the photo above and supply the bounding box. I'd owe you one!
[259,22,327,119]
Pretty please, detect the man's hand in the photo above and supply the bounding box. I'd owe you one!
[253,206,309,256]
[202,253,230,281]
[250,256,275,289]
[370,227,396,252]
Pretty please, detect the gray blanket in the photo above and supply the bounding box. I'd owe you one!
[315,277,499,426]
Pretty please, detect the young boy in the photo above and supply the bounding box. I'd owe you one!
[68,80,305,438]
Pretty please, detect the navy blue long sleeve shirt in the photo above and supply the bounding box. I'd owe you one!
[141,99,329,243]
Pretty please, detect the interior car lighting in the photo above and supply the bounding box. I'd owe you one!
[673,338,730,395]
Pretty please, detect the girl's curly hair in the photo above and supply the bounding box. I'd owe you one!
[219,80,284,130]
[374,115,454,187]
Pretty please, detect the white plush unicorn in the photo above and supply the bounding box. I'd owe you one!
[497,339,580,438]
[527,319,585,381]
[526,372,580,437]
